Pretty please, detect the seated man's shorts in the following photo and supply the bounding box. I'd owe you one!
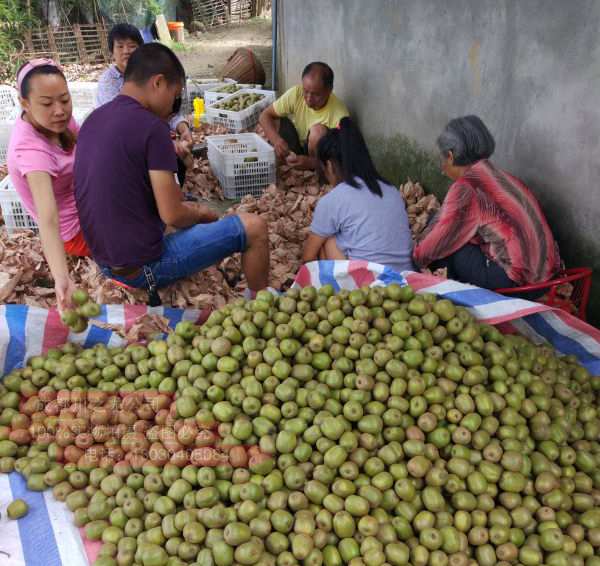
[279,117,308,155]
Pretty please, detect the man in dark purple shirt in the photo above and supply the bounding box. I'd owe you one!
[75,43,269,295]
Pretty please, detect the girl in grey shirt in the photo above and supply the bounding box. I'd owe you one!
[303,118,414,274]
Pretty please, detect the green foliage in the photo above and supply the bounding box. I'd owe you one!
[146,0,161,17]
[0,0,164,79]
[367,133,450,200]
[0,1,39,80]
[96,0,164,27]
[170,42,191,53]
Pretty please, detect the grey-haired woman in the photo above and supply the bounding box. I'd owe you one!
[413,115,561,289]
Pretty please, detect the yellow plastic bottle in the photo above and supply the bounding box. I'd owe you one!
[193,97,205,129]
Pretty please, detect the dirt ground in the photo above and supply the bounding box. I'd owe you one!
[0,19,274,213]
[177,18,273,87]
[43,18,273,87]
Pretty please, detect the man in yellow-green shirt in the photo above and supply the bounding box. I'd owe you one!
[259,62,349,170]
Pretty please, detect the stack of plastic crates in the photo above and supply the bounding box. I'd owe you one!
[68,81,98,124]
[204,89,275,133]
[182,78,236,115]
[0,122,12,165]
[0,86,20,124]
[0,86,19,166]
[0,176,38,234]
[207,133,276,199]
[0,85,35,235]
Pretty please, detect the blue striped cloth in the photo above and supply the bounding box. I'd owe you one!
[1,262,599,565]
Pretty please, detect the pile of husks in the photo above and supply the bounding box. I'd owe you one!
[61,63,106,82]
[22,119,592,316]
[0,133,580,315]
[0,285,599,566]
[0,170,431,313]
[401,182,440,241]
[0,124,327,311]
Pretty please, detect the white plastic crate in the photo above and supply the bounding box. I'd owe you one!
[0,175,38,235]
[207,133,276,199]
[183,78,235,114]
[68,81,97,124]
[204,89,275,133]
[0,86,20,123]
[0,123,12,165]
[68,81,97,108]
[72,107,95,125]
[204,83,262,106]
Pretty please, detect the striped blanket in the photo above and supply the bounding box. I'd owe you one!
[0,305,204,376]
[1,260,598,566]
[0,305,205,566]
[295,261,600,374]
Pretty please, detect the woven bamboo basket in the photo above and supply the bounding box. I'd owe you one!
[221,47,266,85]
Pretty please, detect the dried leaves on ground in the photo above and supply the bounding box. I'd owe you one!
[1,63,106,89]
[401,180,441,240]
[0,124,326,311]
[91,313,172,343]
[61,63,105,83]
[0,123,444,314]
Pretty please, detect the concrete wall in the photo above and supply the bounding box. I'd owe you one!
[277,0,600,323]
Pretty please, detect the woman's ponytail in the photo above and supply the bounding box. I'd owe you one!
[317,117,388,197]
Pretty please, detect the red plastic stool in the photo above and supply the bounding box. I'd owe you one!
[494,268,592,321]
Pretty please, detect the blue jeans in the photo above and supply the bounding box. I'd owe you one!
[100,215,247,289]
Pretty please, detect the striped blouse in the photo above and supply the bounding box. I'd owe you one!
[413,160,561,285]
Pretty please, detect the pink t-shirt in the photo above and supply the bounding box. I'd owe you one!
[7,116,81,242]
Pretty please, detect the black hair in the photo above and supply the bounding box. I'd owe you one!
[124,43,185,87]
[302,62,334,90]
[18,63,65,99]
[437,115,496,166]
[16,62,76,151]
[317,117,389,197]
[108,23,143,53]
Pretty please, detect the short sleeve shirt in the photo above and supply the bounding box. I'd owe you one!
[95,64,124,107]
[310,178,415,274]
[273,85,349,143]
[95,64,187,131]
[7,116,81,242]
[74,95,177,267]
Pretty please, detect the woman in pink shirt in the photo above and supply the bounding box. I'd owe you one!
[7,59,90,310]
